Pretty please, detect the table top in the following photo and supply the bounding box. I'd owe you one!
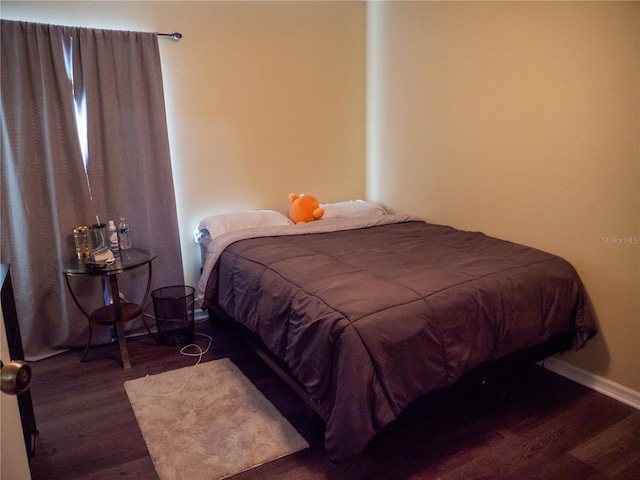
[61,246,157,276]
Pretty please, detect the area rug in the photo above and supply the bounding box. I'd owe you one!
[124,358,309,480]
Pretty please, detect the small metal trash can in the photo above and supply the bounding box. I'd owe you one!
[151,285,195,346]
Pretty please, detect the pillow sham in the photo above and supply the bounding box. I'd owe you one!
[320,200,387,218]
[194,210,293,245]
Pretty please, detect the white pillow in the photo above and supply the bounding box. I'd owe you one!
[320,200,387,218]
[194,210,293,245]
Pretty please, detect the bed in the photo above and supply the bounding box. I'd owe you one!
[195,204,597,462]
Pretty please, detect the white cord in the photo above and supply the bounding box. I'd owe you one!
[142,332,213,396]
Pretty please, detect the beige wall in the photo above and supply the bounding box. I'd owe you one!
[3,1,639,394]
[368,1,639,392]
[1,0,366,289]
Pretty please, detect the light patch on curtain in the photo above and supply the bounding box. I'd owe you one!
[62,34,92,201]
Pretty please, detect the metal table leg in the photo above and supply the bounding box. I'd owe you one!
[107,274,131,369]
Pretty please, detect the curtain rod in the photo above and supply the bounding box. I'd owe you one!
[157,32,182,41]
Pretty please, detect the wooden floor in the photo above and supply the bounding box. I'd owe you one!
[26,318,640,480]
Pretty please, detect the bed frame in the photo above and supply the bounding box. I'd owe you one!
[208,304,573,428]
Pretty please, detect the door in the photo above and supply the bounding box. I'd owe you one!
[1,306,32,479]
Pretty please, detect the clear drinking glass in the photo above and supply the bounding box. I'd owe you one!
[73,226,90,260]
[90,223,108,250]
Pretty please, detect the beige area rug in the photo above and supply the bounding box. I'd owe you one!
[124,358,309,480]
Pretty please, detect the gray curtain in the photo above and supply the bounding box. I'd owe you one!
[1,20,184,361]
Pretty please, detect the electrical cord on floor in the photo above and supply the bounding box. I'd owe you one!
[142,332,213,397]
[116,290,212,396]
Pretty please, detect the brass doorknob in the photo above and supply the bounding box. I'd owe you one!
[0,360,31,395]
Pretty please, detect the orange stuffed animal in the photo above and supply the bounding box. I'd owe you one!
[288,193,324,225]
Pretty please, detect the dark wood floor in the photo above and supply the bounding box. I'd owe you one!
[26,318,640,480]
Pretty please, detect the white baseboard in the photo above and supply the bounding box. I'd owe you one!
[542,357,640,410]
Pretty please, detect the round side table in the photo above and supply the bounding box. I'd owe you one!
[61,246,158,369]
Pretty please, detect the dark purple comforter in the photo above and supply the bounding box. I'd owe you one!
[203,219,596,461]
